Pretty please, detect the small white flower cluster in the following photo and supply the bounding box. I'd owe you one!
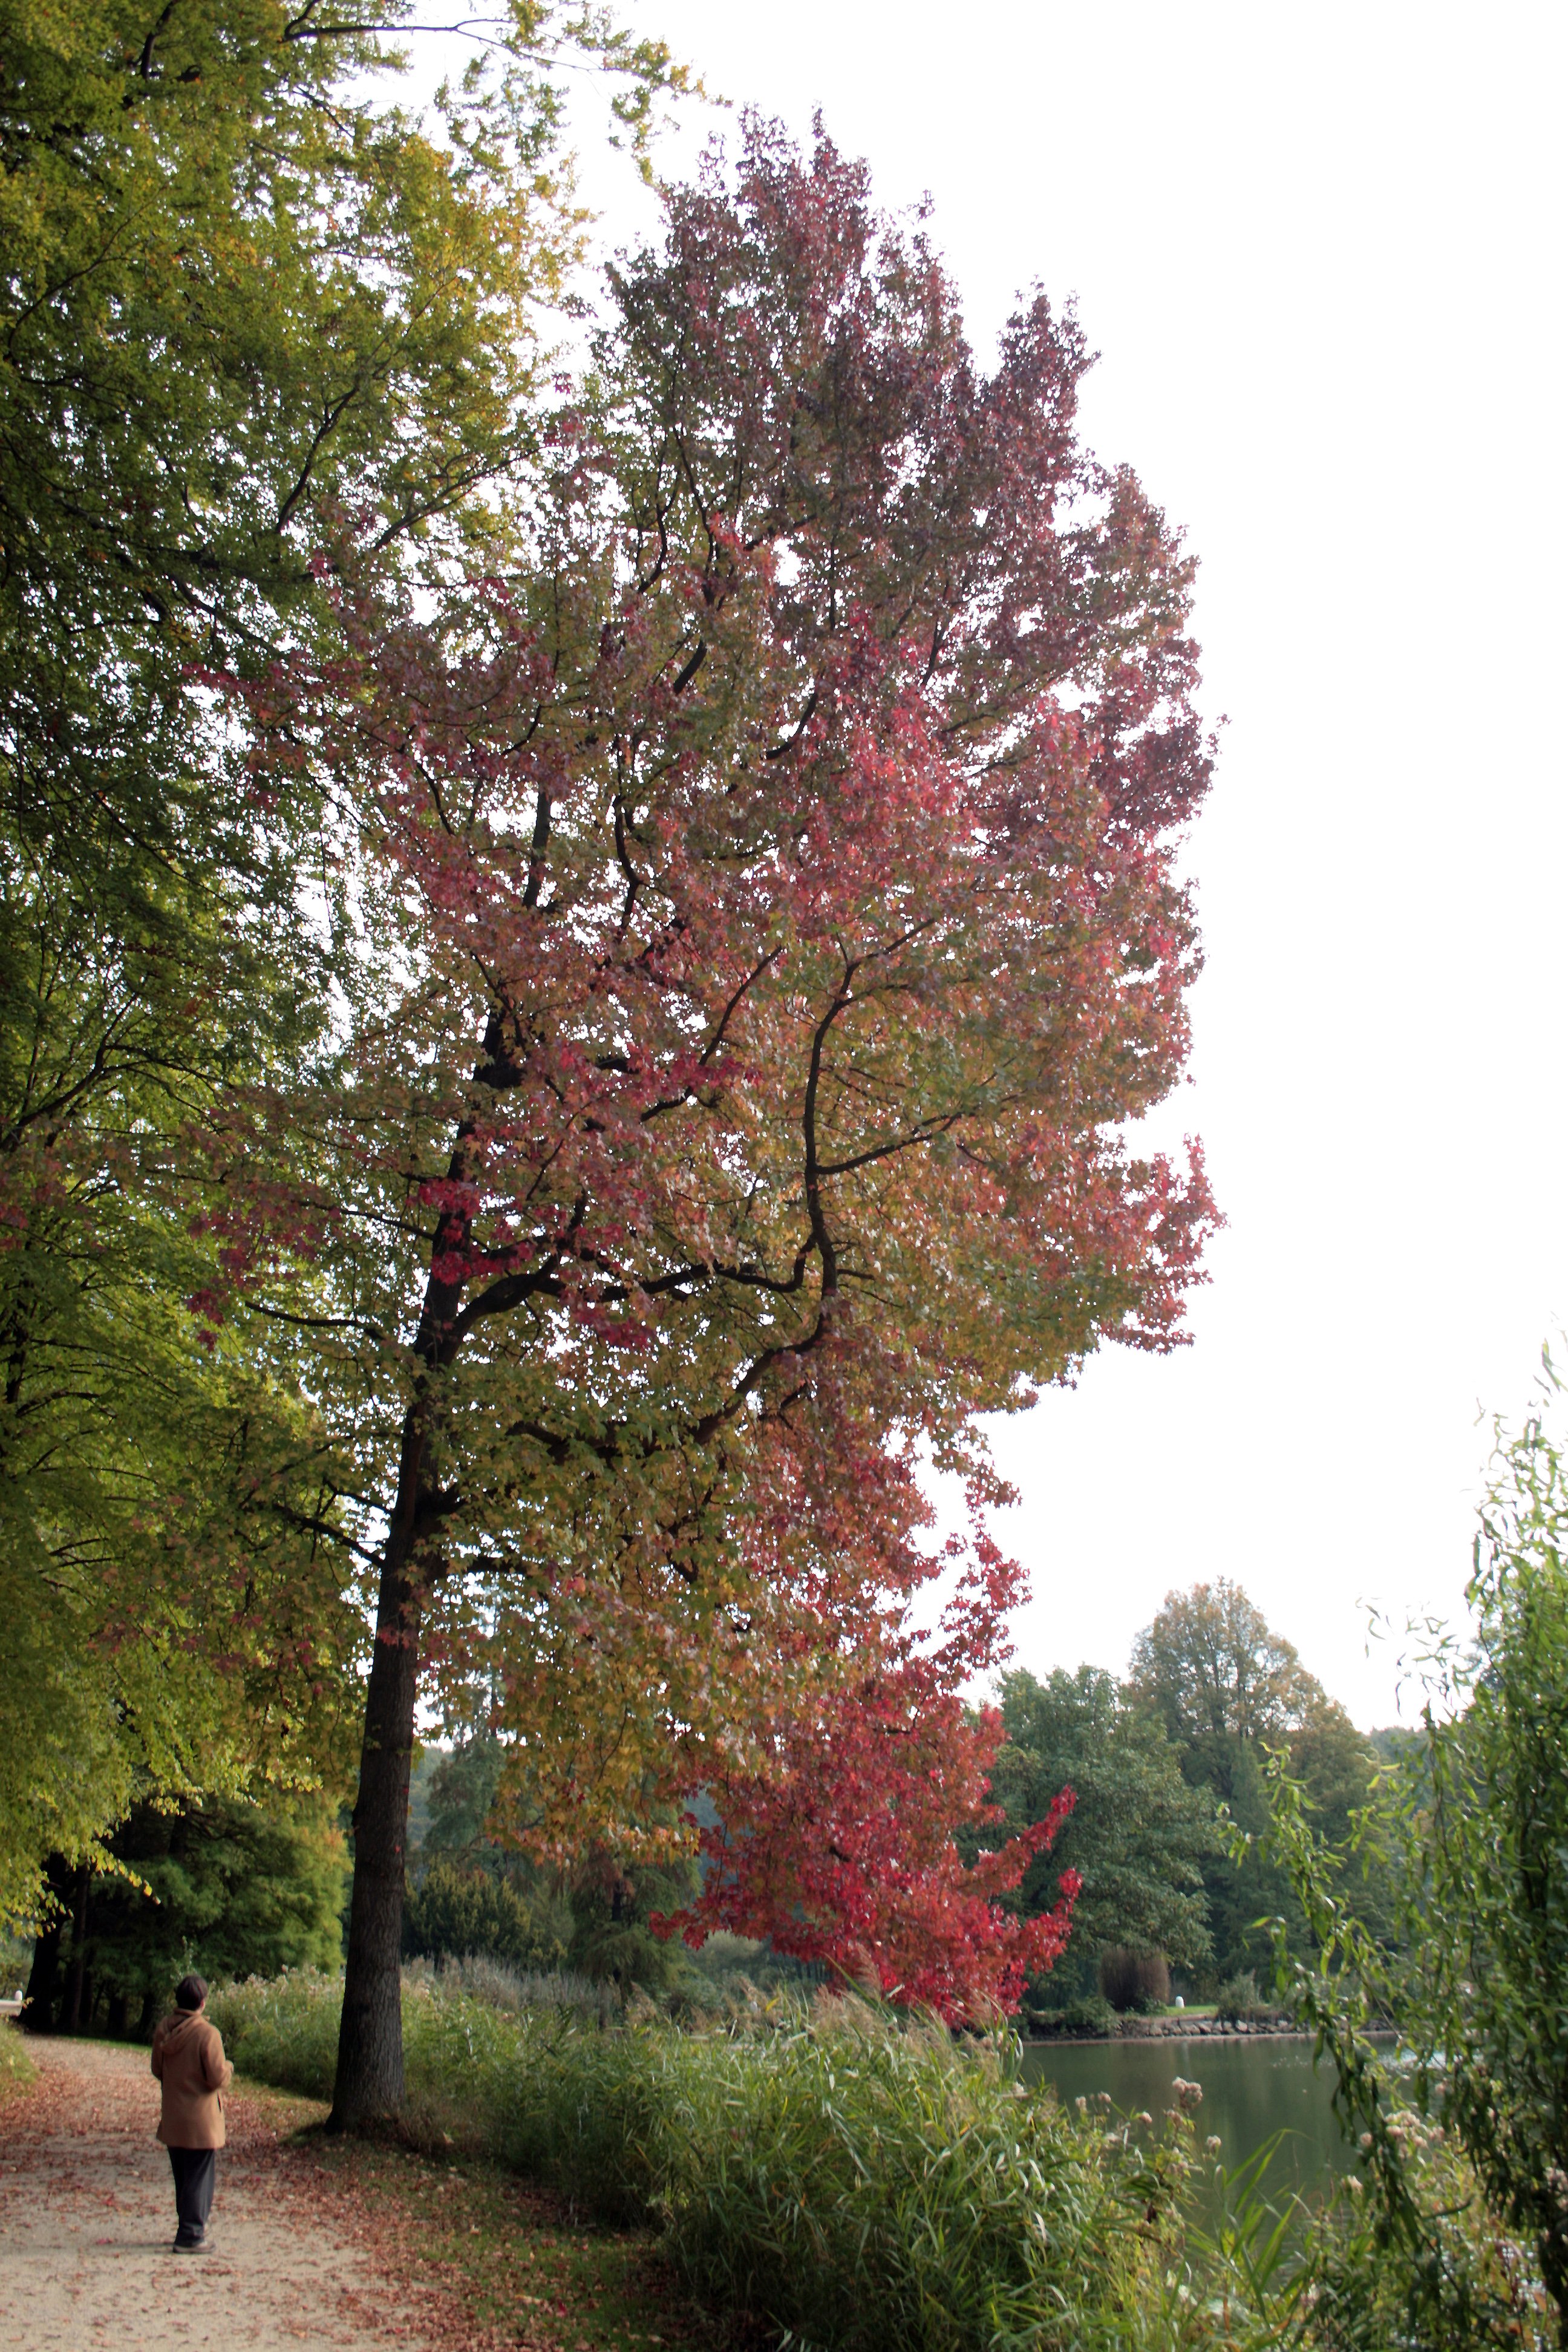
[1384,2108,1445,2157]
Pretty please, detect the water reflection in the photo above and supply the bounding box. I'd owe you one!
[1018,2034,1362,2216]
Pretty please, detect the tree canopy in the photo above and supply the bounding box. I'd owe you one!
[1128,1579,1325,1766]
[989,1665,1217,2002]
[20,1789,347,2036]
[1,18,1221,2094]
[211,115,1217,2114]
[659,1583,1082,2021]
[1125,1579,1383,1980]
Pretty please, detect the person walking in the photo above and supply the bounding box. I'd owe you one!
[150,1973,233,2252]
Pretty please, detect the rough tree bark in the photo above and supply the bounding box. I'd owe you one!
[329,1013,531,2129]
[327,1434,432,2127]
[328,1248,467,2127]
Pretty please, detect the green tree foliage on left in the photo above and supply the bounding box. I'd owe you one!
[21,1791,347,2038]
[0,1,680,1921]
[987,1666,1218,2007]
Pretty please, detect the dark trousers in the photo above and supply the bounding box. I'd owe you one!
[167,2146,217,2241]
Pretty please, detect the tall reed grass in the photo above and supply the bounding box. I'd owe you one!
[402,1953,622,2024]
[209,1971,1206,2347]
[220,1970,1538,2347]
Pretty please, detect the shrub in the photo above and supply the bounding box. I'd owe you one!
[650,1999,1178,2352]
[684,1929,768,1981]
[207,1962,1558,2350]
[1297,2122,1554,2350]
[0,2025,36,2103]
[681,1931,825,1998]
[1099,1946,1170,2012]
[1214,1971,1263,2022]
[1026,1993,1115,2038]
[207,1968,345,2099]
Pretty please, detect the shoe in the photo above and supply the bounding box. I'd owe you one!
[172,2235,209,2254]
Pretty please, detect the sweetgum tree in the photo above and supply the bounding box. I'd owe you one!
[224,120,1218,2122]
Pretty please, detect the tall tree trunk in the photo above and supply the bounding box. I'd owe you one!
[329,1005,532,2128]
[62,1867,90,2033]
[328,1414,432,2129]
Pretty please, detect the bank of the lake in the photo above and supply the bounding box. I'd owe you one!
[1027,2011,1298,2044]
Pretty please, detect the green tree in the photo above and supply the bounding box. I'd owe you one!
[402,1859,570,1971]
[0,1,678,1915]
[1290,1695,1391,1866]
[1,1,668,782]
[989,1667,1217,2005]
[1128,1578,1324,1797]
[403,1734,685,1988]
[420,1736,511,1870]
[1128,1581,1383,1978]
[22,1790,347,2037]
[403,1730,573,1967]
[567,1846,702,1994]
[0,1287,367,1923]
[2,0,594,1217]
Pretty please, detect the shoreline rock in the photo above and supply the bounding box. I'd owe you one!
[1026,2015,1305,2047]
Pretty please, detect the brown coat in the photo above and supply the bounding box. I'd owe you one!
[151,2008,232,2149]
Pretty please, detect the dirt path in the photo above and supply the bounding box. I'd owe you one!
[0,2034,434,2351]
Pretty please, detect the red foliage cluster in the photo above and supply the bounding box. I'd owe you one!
[658,1543,1081,2021]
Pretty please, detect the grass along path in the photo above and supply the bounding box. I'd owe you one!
[0,2029,733,2352]
[0,2020,34,2104]
[298,2132,739,2352]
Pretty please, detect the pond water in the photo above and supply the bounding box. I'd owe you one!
[1018,2035,1364,2216]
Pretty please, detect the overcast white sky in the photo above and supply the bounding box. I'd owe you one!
[424,4,1566,1726]
[572,1,1567,1729]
